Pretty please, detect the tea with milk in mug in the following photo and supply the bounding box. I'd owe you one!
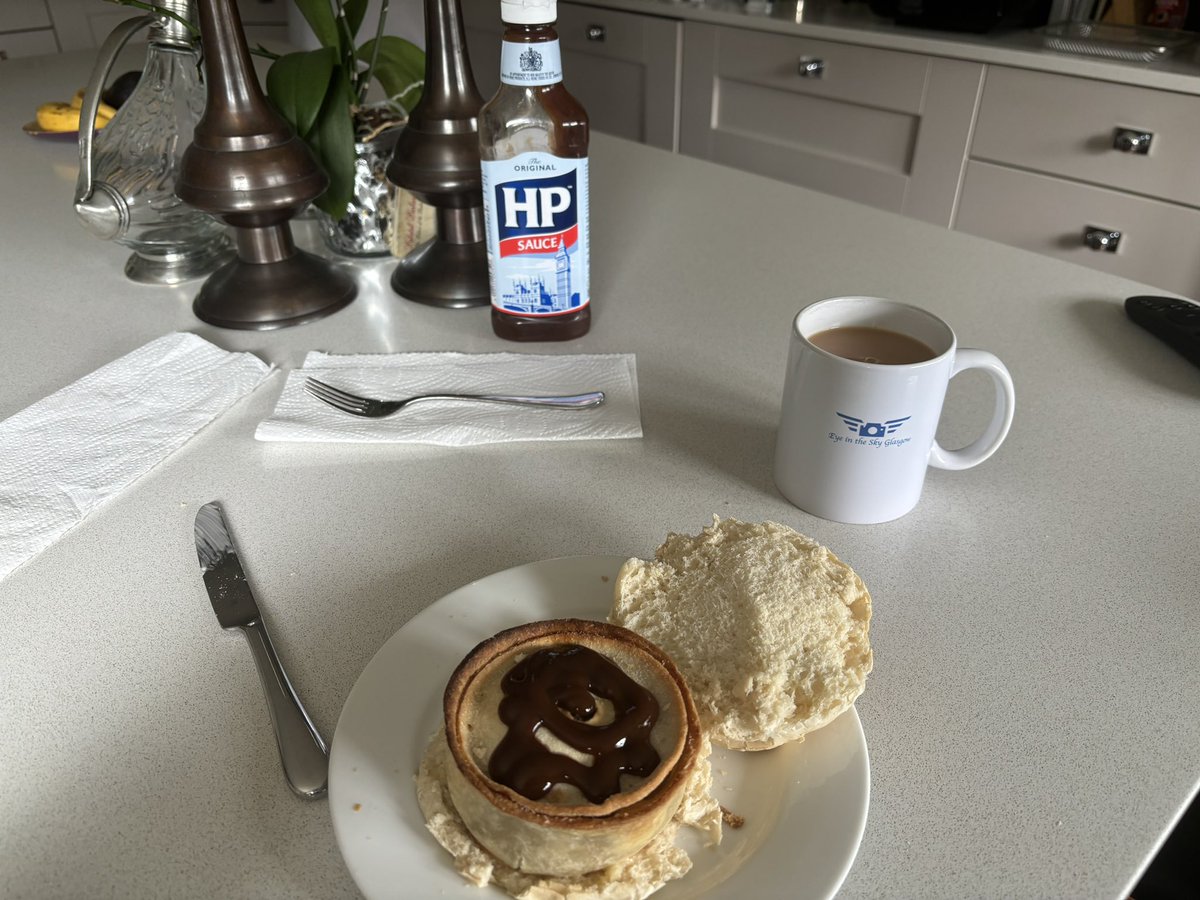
[808,326,936,365]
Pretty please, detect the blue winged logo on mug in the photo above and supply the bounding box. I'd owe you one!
[837,413,911,438]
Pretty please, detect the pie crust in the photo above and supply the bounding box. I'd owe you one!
[441,618,701,877]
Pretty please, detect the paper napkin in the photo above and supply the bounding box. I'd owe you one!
[255,351,642,445]
[0,332,272,581]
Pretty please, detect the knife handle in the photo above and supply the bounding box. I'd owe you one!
[240,618,329,799]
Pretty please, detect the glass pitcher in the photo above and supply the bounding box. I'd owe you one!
[74,0,232,284]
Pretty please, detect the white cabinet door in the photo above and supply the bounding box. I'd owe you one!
[43,0,286,51]
[679,22,982,226]
[0,30,58,60]
[0,1,52,32]
[44,0,132,51]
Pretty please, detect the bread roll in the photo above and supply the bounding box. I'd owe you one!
[610,517,872,750]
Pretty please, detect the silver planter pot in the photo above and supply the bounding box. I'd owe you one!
[317,124,403,257]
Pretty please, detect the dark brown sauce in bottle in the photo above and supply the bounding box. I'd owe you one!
[479,15,590,342]
[488,644,660,803]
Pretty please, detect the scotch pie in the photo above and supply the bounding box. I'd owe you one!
[440,618,702,877]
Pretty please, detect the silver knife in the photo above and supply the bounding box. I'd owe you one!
[194,501,328,799]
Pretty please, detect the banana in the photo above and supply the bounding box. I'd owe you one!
[70,88,84,109]
[34,99,116,132]
[36,102,81,132]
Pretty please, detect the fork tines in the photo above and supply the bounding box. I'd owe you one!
[304,377,369,414]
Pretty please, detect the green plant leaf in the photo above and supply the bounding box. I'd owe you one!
[266,48,337,138]
[358,36,425,112]
[307,68,358,219]
[341,0,368,41]
[294,0,340,50]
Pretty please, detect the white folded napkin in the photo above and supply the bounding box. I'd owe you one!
[0,332,272,581]
[255,351,642,445]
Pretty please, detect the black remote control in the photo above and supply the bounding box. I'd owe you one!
[1124,295,1200,370]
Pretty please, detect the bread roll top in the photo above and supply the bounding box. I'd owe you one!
[611,517,872,751]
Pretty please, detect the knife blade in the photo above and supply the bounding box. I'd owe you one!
[195,501,328,799]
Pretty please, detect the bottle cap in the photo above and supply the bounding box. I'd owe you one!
[501,0,557,24]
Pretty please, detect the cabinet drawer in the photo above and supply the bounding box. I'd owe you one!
[555,4,681,150]
[956,160,1200,297]
[710,28,930,115]
[972,66,1200,207]
[680,22,931,210]
[0,29,58,60]
[555,3,663,63]
[0,4,51,31]
[679,23,981,224]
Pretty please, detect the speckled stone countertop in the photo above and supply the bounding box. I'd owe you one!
[2,49,1198,900]
[567,0,1200,93]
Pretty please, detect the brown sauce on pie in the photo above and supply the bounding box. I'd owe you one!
[488,644,661,803]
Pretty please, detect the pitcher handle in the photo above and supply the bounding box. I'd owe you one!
[74,15,152,205]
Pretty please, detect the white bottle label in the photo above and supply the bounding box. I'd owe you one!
[499,39,563,86]
[482,152,590,317]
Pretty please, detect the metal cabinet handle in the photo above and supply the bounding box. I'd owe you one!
[1084,226,1121,252]
[1112,128,1152,154]
[798,56,825,78]
[587,24,605,41]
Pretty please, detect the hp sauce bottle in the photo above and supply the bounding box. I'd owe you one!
[480,0,590,341]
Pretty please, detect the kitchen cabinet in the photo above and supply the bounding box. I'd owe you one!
[0,2,53,32]
[955,160,1200,293]
[955,65,1200,297]
[0,30,59,61]
[678,22,983,227]
[0,1,57,59]
[460,0,683,151]
[37,0,285,52]
[19,0,1200,295]
[497,0,1200,296]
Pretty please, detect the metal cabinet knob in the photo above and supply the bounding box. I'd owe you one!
[1112,128,1152,154]
[798,56,825,78]
[1084,226,1121,252]
[587,24,605,41]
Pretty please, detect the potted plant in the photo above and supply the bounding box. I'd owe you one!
[261,0,425,225]
[113,0,424,242]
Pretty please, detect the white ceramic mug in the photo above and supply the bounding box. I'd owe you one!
[773,297,1015,524]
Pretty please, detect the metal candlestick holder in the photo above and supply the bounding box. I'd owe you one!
[177,0,356,330]
[387,0,490,308]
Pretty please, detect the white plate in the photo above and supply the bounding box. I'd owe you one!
[330,556,870,899]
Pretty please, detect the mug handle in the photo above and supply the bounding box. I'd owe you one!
[928,349,1015,471]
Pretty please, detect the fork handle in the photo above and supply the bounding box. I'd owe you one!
[443,391,606,409]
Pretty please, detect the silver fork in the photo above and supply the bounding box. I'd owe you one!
[304,377,606,419]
